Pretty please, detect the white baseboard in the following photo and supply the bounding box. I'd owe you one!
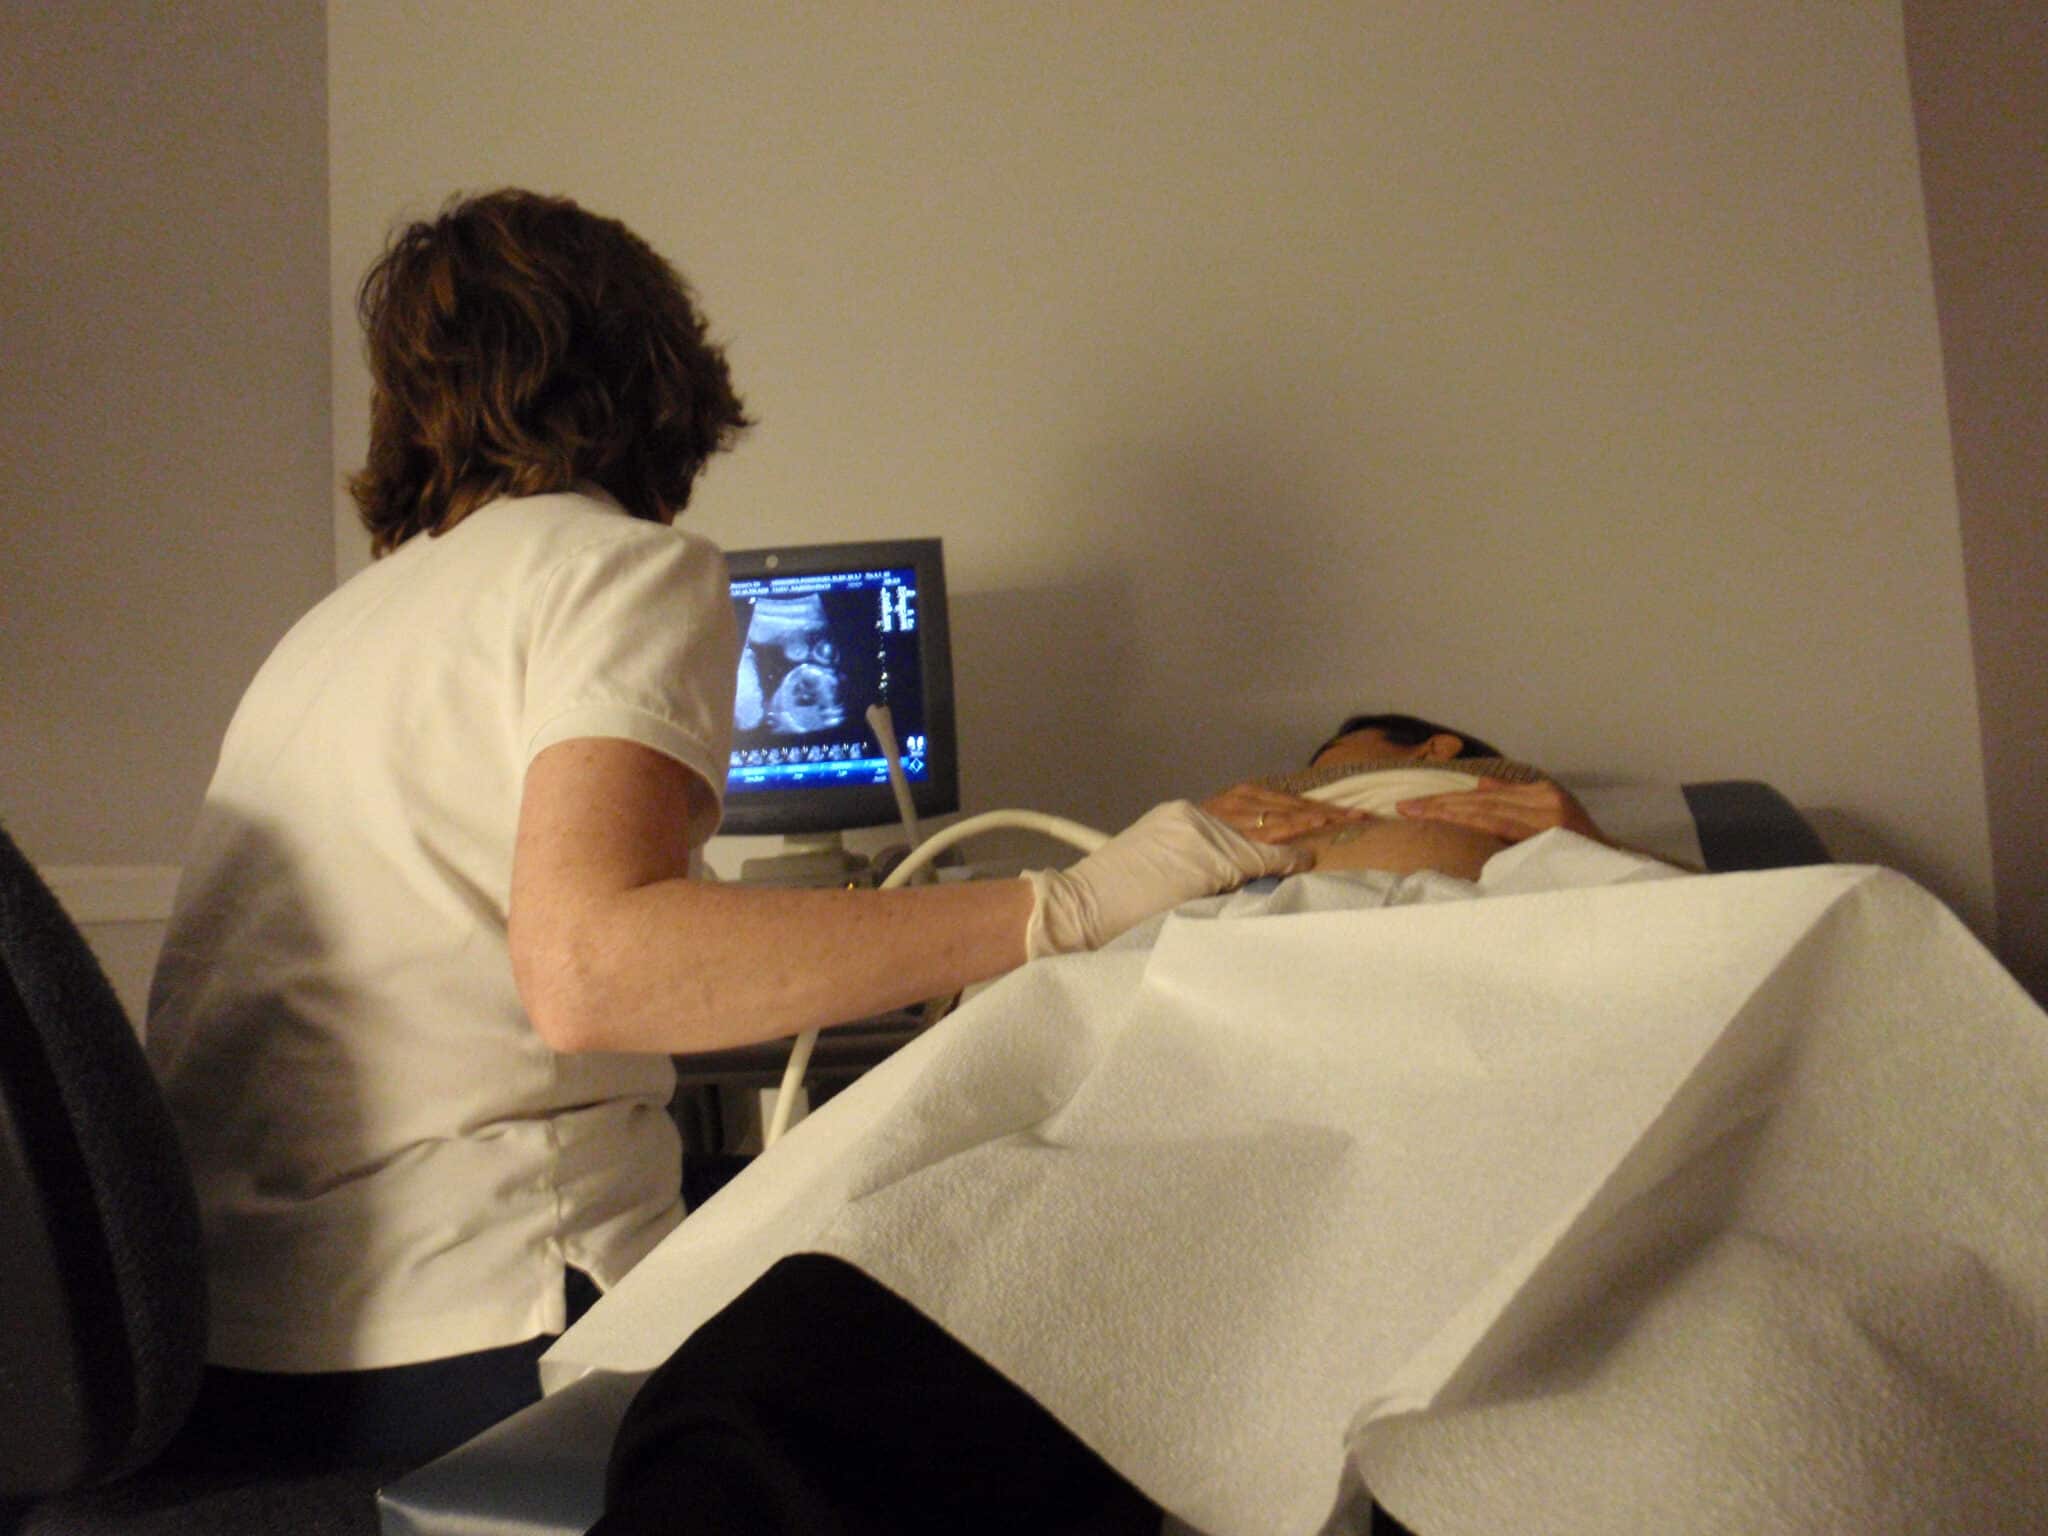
[41,865,181,925]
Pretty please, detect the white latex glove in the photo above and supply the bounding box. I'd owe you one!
[1022,800,1310,959]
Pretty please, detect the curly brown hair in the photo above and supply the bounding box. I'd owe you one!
[347,189,751,555]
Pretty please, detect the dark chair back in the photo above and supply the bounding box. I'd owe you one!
[1682,780,1832,871]
[0,823,206,1502]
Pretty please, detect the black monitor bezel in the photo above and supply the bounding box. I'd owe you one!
[717,537,960,838]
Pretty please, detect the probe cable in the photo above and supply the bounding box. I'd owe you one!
[762,756,1109,1147]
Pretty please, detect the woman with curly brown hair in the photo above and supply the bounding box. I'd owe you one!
[144,189,1318,1472]
[347,189,750,552]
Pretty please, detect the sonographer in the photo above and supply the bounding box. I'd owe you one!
[143,188,1332,1474]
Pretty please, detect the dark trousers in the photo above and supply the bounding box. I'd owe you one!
[162,1268,604,1475]
[596,1253,1163,1536]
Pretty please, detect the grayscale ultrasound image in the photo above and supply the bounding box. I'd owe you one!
[734,595,848,735]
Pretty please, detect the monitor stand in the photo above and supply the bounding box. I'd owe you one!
[739,831,871,887]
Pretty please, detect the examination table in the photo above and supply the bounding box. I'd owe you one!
[382,779,2029,1536]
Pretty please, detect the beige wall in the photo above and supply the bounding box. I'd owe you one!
[8,4,2036,1002]
[1,0,333,871]
[330,2,1997,936]
[0,0,330,1024]
[1905,1,2048,1001]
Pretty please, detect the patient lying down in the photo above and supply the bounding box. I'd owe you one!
[589,803,2047,1536]
[591,715,1670,1536]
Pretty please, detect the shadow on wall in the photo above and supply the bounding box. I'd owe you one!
[1799,810,1909,885]
[1790,810,2022,993]
[948,577,1139,836]
[949,429,1393,838]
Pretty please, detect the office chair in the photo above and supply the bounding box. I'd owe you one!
[0,823,387,1534]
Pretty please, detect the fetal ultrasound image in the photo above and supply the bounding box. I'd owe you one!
[733,594,856,737]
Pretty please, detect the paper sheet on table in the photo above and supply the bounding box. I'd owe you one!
[547,846,2048,1536]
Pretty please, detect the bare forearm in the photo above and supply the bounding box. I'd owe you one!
[511,742,1298,1056]
[524,874,1034,1055]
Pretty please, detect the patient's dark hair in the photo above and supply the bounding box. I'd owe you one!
[1311,713,1505,765]
[348,189,752,556]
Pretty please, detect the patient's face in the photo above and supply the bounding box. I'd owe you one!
[1312,727,1465,772]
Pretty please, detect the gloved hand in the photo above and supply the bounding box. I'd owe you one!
[1022,800,1311,959]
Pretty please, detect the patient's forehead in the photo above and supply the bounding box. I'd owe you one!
[1311,727,1455,770]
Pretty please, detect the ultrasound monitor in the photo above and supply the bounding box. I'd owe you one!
[719,539,959,849]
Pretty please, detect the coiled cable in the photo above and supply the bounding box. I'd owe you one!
[762,809,1110,1147]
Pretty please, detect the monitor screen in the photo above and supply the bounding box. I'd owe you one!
[718,538,959,837]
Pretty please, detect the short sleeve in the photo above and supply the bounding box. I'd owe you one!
[521,525,738,842]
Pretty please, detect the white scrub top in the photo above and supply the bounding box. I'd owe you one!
[147,491,737,1372]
